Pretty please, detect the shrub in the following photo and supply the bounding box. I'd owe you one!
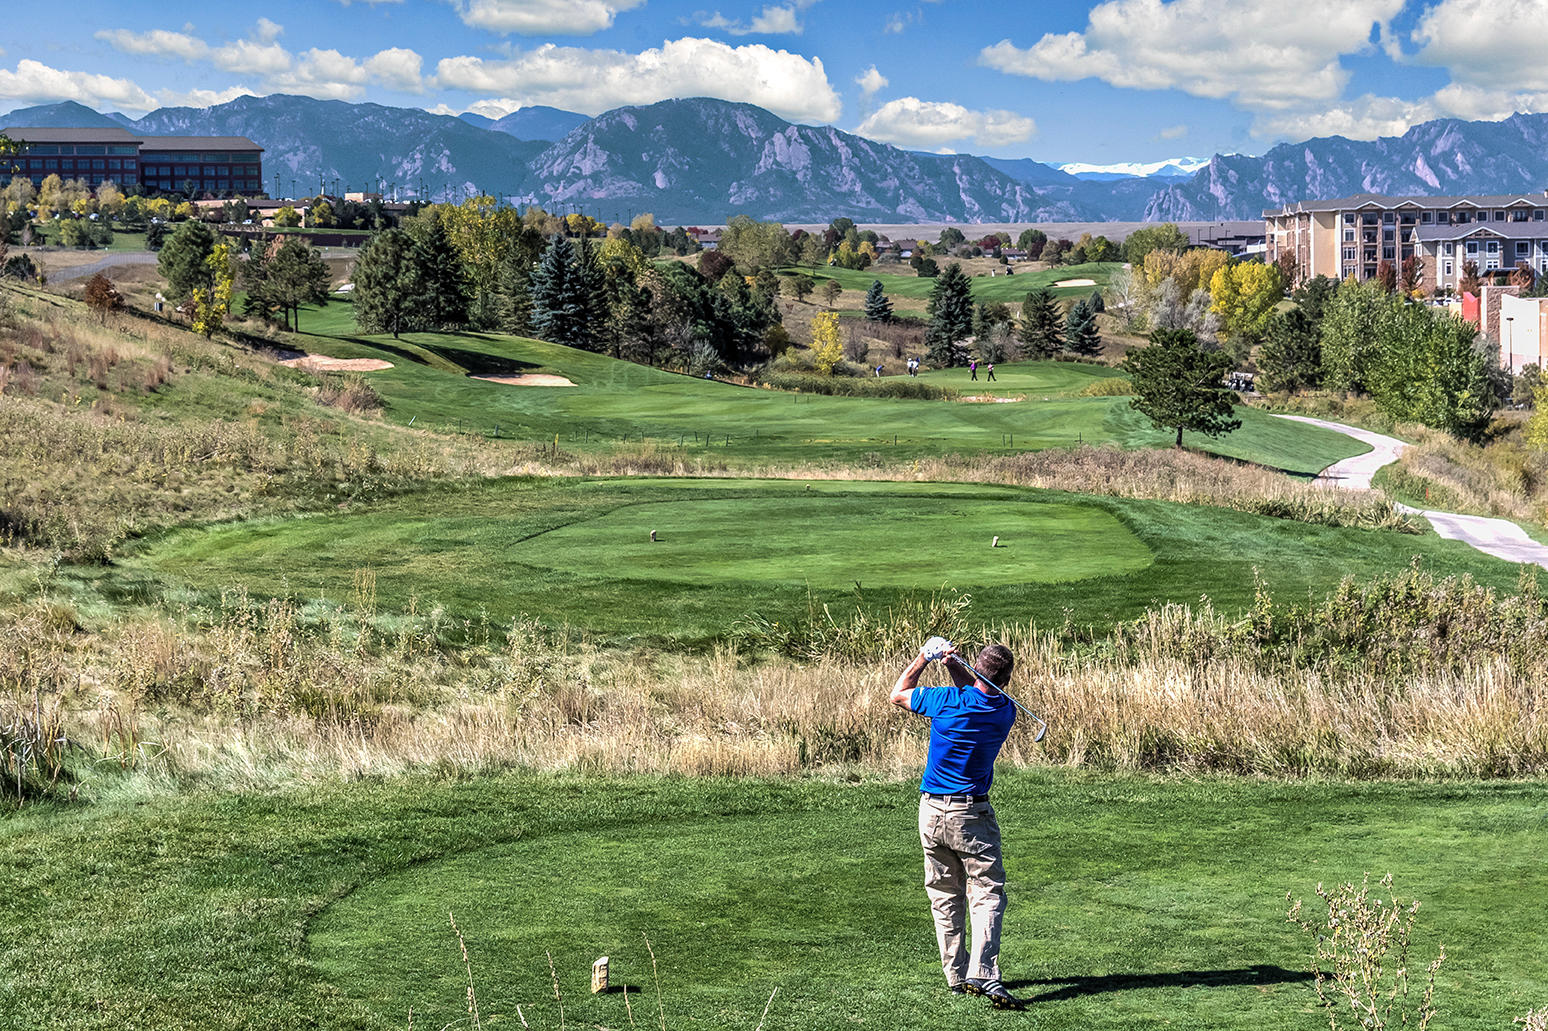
[314,375,384,415]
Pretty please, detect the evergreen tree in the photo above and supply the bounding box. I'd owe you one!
[1064,299,1103,357]
[264,238,332,333]
[863,279,893,322]
[1257,309,1323,393]
[924,262,973,366]
[353,228,422,338]
[1018,288,1063,358]
[530,235,592,349]
[411,217,470,330]
[1088,289,1105,314]
[156,220,216,305]
[1121,328,1242,448]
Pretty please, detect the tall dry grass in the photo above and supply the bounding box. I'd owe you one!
[6,566,1546,804]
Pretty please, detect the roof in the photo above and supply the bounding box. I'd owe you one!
[1414,222,1548,242]
[138,135,264,152]
[1264,191,1548,217]
[1,126,141,144]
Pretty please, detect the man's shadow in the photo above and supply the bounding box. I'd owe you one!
[1006,964,1312,1003]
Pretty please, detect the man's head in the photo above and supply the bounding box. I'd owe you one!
[975,643,1014,688]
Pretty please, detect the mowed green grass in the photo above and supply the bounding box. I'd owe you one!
[6,773,1537,1031]
[790,260,1122,302]
[282,297,1360,473]
[311,776,1548,1031]
[129,478,1524,644]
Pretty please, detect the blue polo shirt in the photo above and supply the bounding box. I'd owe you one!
[908,684,1016,795]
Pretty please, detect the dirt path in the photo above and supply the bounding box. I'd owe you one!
[37,251,160,282]
[1273,413,1548,568]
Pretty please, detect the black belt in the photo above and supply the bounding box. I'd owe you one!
[925,793,989,803]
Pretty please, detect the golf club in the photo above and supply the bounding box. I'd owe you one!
[945,653,1049,743]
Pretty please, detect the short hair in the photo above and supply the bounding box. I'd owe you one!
[975,643,1014,687]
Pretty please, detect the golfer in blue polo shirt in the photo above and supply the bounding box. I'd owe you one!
[890,637,1019,1009]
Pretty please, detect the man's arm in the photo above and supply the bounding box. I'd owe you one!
[943,649,974,689]
[889,643,960,708]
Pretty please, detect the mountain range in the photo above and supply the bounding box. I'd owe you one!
[9,95,1548,224]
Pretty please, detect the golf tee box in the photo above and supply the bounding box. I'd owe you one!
[592,956,608,994]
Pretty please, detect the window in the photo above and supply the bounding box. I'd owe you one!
[1344,229,1355,242]
[1343,247,1356,260]
[1383,246,1396,260]
[93,160,104,170]
[1444,262,1453,277]
[1488,240,1500,254]
[60,159,73,170]
[1444,242,1454,255]
[1518,242,1531,256]
[1343,213,1356,224]
[1487,259,1500,270]
[1514,209,1531,221]
[1383,228,1395,241]
[1383,211,1395,223]
[1455,210,1471,224]
[1422,212,1434,224]
[1467,241,1480,255]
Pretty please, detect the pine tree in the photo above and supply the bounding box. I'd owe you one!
[156,220,216,305]
[530,235,592,349]
[1064,299,1102,358]
[1121,328,1241,448]
[412,218,470,330]
[354,228,422,338]
[1018,288,1062,358]
[863,279,893,322]
[924,262,973,366]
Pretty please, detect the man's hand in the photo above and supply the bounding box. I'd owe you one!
[893,638,958,708]
[919,636,956,662]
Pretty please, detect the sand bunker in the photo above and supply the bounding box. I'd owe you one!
[1053,278,1096,287]
[277,351,394,373]
[471,373,577,387]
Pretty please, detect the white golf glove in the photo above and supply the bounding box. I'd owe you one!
[919,636,954,662]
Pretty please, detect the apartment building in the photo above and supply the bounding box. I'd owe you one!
[1,126,264,197]
[1264,192,1548,292]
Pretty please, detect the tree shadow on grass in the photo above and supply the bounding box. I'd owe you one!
[1006,964,1312,1003]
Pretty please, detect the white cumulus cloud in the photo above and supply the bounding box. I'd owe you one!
[445,0,647,35]
[855,65,887,95]
[158,85,260,109]
[698,4,804,35]
[980,0,1405,111]
[94,22,425,100]
[1411,0,1548,91]
[434,37,841,122]
[854,96,1035,149]
[93,28,210,61]
[0,59,159,112]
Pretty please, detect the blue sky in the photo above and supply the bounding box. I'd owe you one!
[3,0,1547,164]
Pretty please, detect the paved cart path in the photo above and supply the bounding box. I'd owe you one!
[1272,413,1548,569]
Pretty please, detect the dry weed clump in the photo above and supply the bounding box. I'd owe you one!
[314,374,384,415]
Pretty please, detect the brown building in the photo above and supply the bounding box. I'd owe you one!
[1,125,264,198]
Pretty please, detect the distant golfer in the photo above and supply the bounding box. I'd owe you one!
[890,638,1019,1009]
[985,363,996,382]
[969,359,979,380]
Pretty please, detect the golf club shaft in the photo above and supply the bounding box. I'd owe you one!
[947,654,1048,741]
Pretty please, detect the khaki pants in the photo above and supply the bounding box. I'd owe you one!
[918,795,1006,984]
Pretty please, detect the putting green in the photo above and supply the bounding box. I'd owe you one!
[517,497,1150,586]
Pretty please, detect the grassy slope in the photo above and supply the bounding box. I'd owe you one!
[128,478,1519,644]
[2,773,1542,1031]
[790,261,1123,302]
[289,297,1362,474]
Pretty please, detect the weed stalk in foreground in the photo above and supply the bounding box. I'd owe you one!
[1287,873,1443,1031]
